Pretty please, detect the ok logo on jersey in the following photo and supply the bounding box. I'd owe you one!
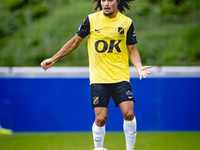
[95,40,122,53]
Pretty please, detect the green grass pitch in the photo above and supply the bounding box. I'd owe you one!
[0,132,200,150]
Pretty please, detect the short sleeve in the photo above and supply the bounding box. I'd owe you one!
[126,22,137,45]
[77,16,90,38]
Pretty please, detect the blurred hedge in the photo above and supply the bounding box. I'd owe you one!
[1,0,199,38]
[0,0,68,37]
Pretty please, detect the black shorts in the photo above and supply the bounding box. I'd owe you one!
[91,81,135,108]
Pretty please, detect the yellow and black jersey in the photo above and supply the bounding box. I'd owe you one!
[77,10,137,84]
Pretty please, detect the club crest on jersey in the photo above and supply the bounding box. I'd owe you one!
[93,96,99,105]
[118,27,124,34]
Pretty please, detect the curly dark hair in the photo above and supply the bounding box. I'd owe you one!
[93,0,135,13]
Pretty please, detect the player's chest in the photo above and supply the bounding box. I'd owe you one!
[90,22,127,40]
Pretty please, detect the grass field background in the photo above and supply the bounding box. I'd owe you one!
[0,132,200,150]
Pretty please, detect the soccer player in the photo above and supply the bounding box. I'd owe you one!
[41,0,151,149]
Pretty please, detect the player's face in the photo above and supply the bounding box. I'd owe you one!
[101,0,118,18]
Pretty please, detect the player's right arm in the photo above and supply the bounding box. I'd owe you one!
[41,15,90,71]
[41,34,84,71]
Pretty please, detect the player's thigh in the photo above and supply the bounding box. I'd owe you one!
[119,101,134,120]
[94,107,108,126]
[94,107,108,118]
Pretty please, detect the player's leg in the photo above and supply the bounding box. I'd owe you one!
[111,81,136,150]
[91,83,110,150]
[94,107,108,127]
[120,101,137,150]
[92,107,108,149]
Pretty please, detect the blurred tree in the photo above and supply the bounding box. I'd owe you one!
[0,0,68,38]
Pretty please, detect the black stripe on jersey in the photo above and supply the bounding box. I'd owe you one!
[77,16,90,38]
[126,22,137,45]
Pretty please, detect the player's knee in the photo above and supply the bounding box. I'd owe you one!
[95,116,107,127]
[123,111,134,120]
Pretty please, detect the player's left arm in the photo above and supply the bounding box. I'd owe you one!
[127,44,152,80]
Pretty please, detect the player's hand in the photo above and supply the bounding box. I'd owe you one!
[138,66,152,80]
[40,58,55,71]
